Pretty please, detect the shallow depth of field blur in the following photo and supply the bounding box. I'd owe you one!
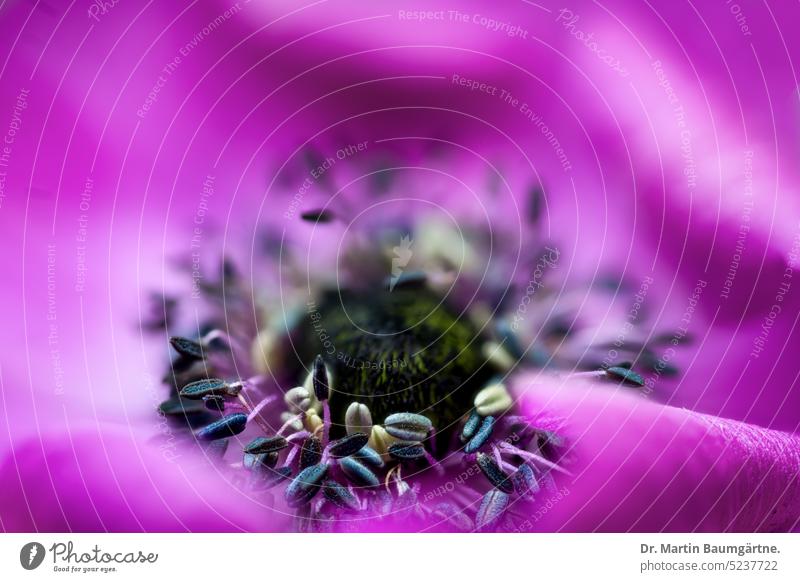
[1,1,799,532]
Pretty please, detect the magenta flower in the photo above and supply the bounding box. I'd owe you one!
[1,1,799,532]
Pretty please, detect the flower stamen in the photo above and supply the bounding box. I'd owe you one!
[498,441,571,475]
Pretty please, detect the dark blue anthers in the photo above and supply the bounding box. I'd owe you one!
[300,435,322,469]
[197,413,248,441]
[244,435,288,455]
[312,355,329,401]
[339,457,380,487]
[606,366,644,387]
[322,480,361,511]
[476,490,509,531]
[327,432,369,458]
[464,416,495,454]
[384,412,433,441]
[476,452,514,493]
[352,446,384,468]
[169,336,205,360]
[285,463,329,508]
[202,395,226,411]
[388,442,426,461]
[512,463,539,499]
[180,378,241,399]
[460,410,481,443]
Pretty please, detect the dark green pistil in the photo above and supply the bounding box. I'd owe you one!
[306,288,493,434]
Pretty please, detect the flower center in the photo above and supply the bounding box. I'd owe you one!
[307,287,493,434]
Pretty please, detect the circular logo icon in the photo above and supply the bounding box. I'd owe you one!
[19,542,46,570]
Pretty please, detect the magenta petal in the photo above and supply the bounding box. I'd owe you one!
[512,376,800,532]
[0,426,290,532]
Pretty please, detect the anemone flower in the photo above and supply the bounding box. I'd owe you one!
[1,1,799,533]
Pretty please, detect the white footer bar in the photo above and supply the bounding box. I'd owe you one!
[1,533,798,581]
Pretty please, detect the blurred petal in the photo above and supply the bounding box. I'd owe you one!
[512,375,800,532]
[1,0,798,533]
[0,425,290,532]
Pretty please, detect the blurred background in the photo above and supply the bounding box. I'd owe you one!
[1,0,799,503]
